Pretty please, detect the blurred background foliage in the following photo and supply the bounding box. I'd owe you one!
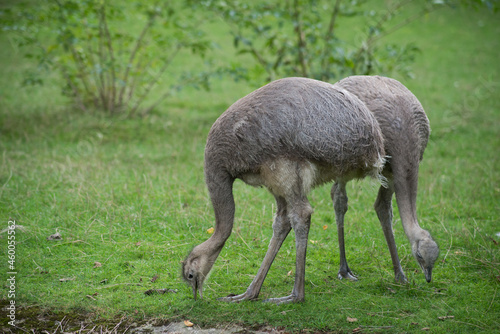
[1,0,497,116]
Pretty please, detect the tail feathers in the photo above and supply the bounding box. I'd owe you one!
[371,153,389,188]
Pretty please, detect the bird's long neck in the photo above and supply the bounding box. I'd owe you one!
[206,206,234,253]
[393,165,425,244]
[204,171,236,252]
[396,197,420,240]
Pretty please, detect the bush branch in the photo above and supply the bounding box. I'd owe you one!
[118,10,158,109]
[100,3,117,113]
[129,45,182,116]
[292,0,308,77]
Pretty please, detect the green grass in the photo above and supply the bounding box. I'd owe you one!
[1,2,499,333]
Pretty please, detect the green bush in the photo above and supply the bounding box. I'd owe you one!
[1,0,213,116]
[189,0,438,82]
[191,0,498,83]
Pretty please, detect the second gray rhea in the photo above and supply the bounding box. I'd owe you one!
[333,75,438,284]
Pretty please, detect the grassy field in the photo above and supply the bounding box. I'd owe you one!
[1,2,499,333]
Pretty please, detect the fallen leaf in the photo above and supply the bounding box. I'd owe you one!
[93,262,102,268]
[287,270,293,276]
[352,328,362,333]
[438,316,455,320]
[59,277,75,282]
[387,287,396,293]
[135,242,141,246]
[151,274,159,283]
[422,327,430,331]
[347,317,358,323]
[207,227,214,234]
[47,232,62,241]
[86,295,96,300]
[322,225,328,230]
[184,320,194,327]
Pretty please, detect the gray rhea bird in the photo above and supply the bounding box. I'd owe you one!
[333,75,439,283]
[182,77,387,304]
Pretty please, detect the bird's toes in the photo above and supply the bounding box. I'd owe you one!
[337,271,358,281]
[218,295,242,303]
[218,292,257,303]
[263,294,302,305]
[395,273,408,284]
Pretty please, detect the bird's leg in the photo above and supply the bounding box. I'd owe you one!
[219,196,290,302]
[332,182,357,281]
[374,182,408,283]
[264,197,312,305]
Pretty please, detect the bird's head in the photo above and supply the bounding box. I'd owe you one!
[412,234,439,282]
[182,244,219,300]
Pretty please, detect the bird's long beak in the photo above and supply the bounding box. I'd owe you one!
[424,267,432,283]
[192,284,197,300]
[192,280,203,300]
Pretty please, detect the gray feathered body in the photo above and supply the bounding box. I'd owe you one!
[334,75,430,171]
[205,77,386,196]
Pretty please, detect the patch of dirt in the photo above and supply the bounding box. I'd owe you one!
[0,300,136,333]
[132,322,286,334]
[0,300,287,334]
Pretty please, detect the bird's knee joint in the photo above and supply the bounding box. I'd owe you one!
[288,209,312,226]
[272,217,291,234]
[290,216,311,240]
[335,200,348,214]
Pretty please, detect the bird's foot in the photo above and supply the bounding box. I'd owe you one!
[218,291,258,303]
[337,269,358,281]
[394,271,408,284]
[263,294,303,305]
